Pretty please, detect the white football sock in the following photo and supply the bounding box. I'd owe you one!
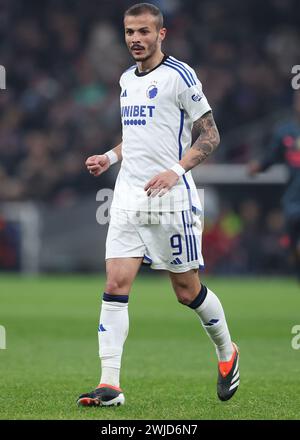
[98,299,129,388]
[194,287,234,362]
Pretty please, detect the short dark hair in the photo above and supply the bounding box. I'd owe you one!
[124,3,164,30]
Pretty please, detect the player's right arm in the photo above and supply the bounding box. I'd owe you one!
[85,142,122,177]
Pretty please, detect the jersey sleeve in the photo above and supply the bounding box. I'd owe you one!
[177,68,211,122]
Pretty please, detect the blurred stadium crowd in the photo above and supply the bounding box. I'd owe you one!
[0,0,299,273]
[203,196,291,275]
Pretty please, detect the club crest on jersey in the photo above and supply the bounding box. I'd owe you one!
[146,84,158,99]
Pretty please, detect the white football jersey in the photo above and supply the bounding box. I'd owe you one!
[111,55,211,212]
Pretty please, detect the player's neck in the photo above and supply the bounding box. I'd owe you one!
[136,51,165,74]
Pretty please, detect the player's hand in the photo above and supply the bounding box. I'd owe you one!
[144,170,179,197]
[248,161,261,176]
[85,155,110,177]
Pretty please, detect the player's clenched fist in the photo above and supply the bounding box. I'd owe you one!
[85,155,110,177]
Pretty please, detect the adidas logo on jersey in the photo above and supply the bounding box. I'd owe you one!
[121,89,127,97]
[170,257,182,265]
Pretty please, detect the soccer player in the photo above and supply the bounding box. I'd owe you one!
[249,91,300,280]
[77,3,239,407]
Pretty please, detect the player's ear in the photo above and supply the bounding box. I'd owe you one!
[159,27,167,42]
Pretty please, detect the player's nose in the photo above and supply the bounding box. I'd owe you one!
[131,33,141,42]
[131,39,141,45]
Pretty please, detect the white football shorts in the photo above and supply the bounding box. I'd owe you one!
[105,208,204,273]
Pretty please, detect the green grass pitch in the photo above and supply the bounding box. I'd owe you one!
[0,274,299,420]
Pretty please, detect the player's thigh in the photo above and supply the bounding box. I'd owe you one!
[169,268,201,304]
[105,257,143,294]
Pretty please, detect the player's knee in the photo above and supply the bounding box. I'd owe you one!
[177,296,192,305]
[175,288,194,306]
[173,278,201,305]
[105,277,130,294]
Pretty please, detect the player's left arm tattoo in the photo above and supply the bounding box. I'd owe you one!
[145,112,220,197]
[192,111,220,160]
[180,111,220,171]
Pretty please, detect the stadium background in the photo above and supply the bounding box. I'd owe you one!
[0,0,300,421]
[0,0,299,274]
